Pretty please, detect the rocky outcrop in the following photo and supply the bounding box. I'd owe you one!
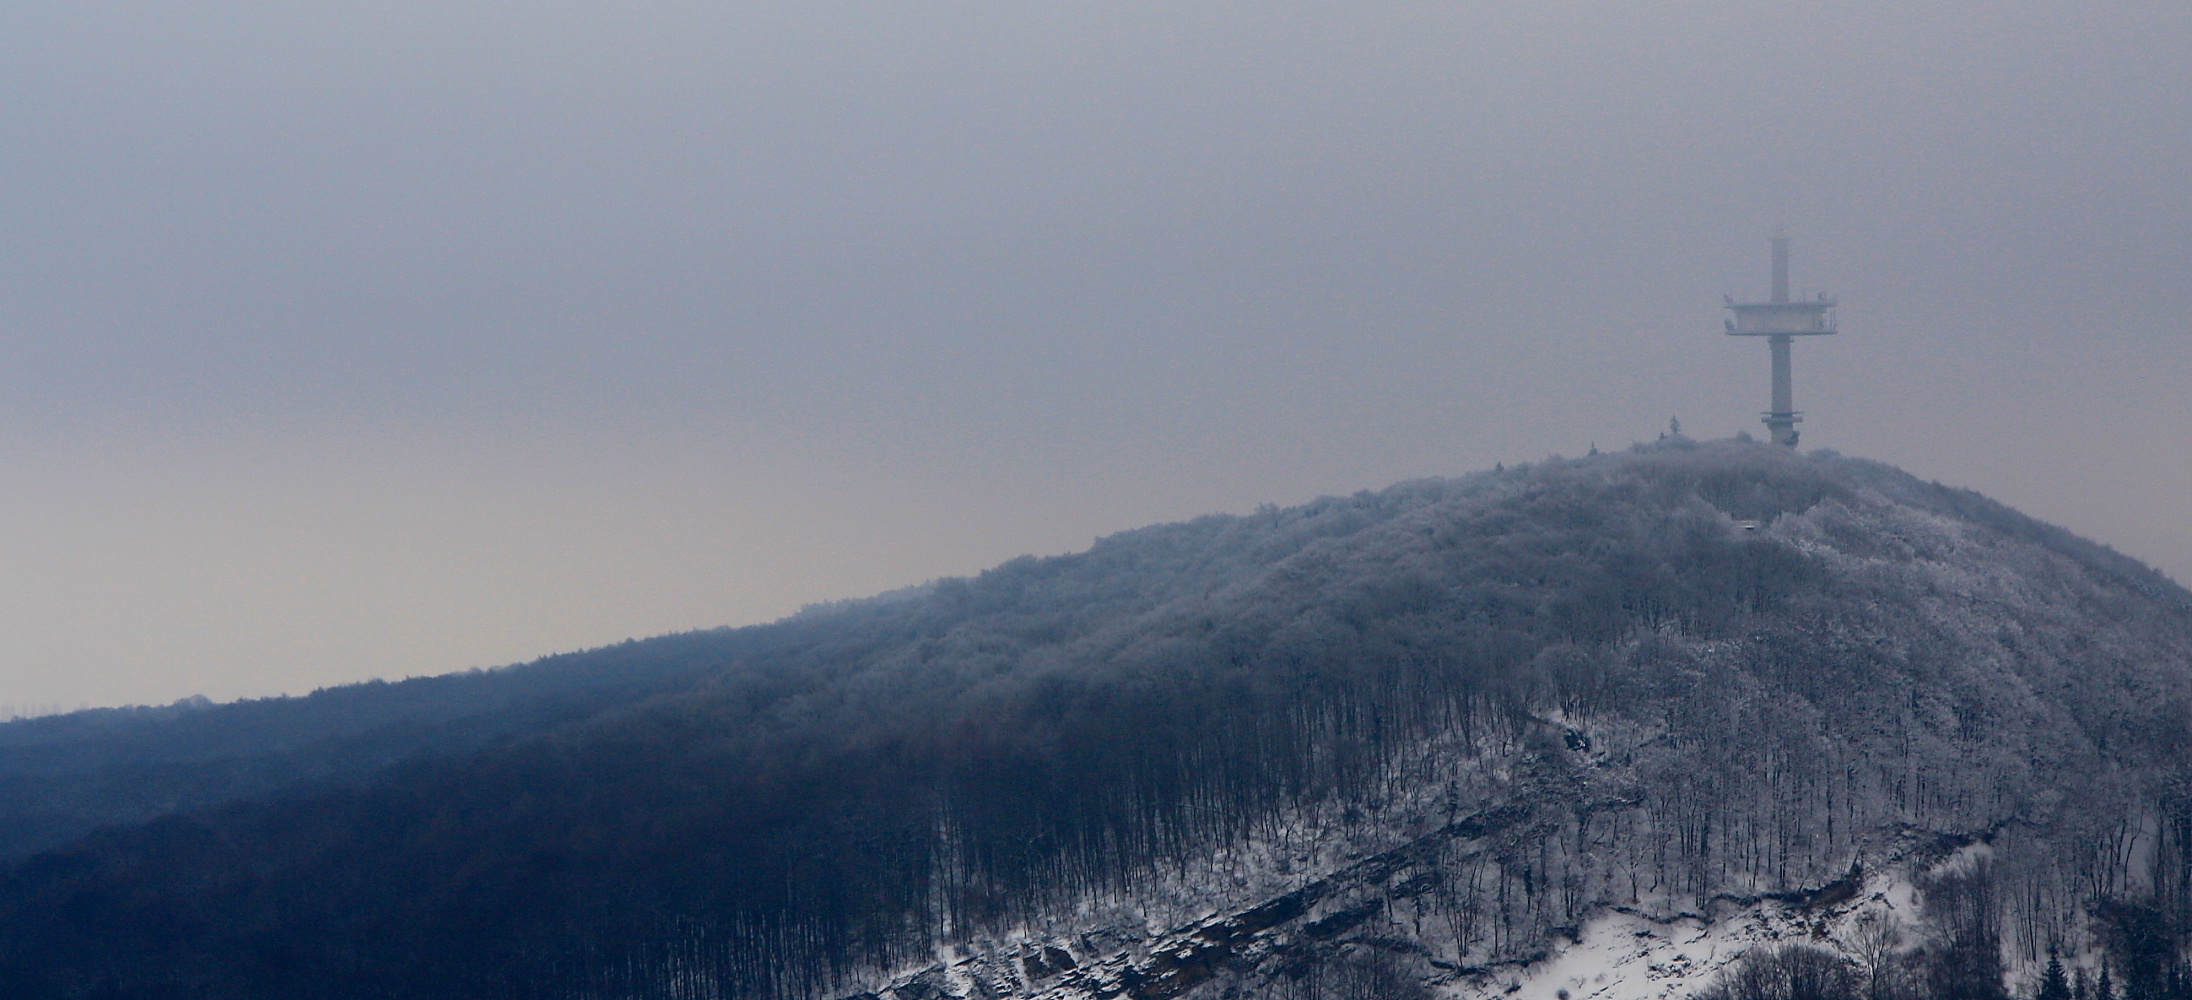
[844,804,1535,1000]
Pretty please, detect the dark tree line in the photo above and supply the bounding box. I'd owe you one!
[0,627,791,864]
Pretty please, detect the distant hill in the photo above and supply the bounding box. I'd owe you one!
[0,624,811,865]
[2,440,2189,1000]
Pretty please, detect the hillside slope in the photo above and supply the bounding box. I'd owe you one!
[0,620,813,863]
[2,440,2188,1000]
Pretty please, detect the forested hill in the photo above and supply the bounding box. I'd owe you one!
[3,439,2191,1000]
[0,627,798,863]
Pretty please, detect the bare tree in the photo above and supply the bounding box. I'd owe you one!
[1849,908,1907,1000]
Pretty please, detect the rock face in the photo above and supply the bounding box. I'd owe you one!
[844,817,1978,1000]
[847,804,1537,1000]
[3,440,2190,1000]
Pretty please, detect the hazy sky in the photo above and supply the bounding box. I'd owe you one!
[3,2,2188,710]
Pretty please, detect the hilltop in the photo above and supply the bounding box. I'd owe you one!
[2,439,2189,1000]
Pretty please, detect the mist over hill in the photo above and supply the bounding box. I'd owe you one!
[2,440,2189,1000]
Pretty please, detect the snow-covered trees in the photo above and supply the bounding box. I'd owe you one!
[1,440,2188,999]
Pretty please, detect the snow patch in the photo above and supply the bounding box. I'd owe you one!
[1447,868,1921,1000]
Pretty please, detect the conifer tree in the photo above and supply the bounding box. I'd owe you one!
[2100,967,2117,1000]
[2040,952,2072,1000]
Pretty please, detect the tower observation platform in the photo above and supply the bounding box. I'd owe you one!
[1724,235,1836,447]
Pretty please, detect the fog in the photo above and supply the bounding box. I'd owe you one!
[2,2,2187,708]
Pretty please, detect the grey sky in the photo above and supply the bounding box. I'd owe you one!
[3,2,2188,709]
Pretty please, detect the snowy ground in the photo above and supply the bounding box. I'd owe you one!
[1448,869,1925,1000]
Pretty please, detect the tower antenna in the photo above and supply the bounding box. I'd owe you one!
[1723,236,1836,446]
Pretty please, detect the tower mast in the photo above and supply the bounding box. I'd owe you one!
[1767,236,1795,446]
[1725,236,1836,447]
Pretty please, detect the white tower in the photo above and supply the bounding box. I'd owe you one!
[1724,236,1836,447]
